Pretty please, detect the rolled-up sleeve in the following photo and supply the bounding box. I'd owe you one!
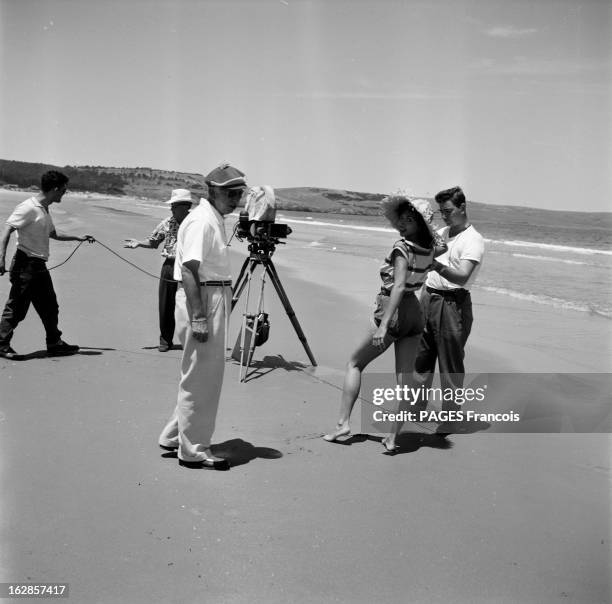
[460,236,485,264]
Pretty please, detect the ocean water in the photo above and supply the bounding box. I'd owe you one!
[1,189,610,319]
[276,210,612,320]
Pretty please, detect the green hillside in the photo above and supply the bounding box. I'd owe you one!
[1,159,609,229]
[0,159,385,214]
[0,159,207,199]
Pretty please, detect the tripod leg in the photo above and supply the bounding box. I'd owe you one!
[239,264,256,382]
[264,259,317,366]
[239,311,249,382]
[232,258,258,311]
[244,271,266,375]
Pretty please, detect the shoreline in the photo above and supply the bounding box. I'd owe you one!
[0,191,609,602]
[1,190,610,370]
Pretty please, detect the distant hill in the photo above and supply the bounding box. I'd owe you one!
[0,158,387,213]
[274,187,385,214]
[1,159,610,230]
[0,159,208,199]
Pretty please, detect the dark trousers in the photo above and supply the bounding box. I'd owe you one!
[159,258,178,347]
[0,250,62,346]
[414,288,473,410]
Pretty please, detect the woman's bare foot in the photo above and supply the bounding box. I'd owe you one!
[323,424,351,442]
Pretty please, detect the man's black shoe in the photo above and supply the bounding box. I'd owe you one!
[47,339,80,356]
[0,346,19,360]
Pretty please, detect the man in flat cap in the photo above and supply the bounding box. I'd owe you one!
[158,164,246,469]
[124,189,193,352]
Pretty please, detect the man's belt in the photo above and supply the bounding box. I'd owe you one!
[200,280,232,287]
[426,286,469,299]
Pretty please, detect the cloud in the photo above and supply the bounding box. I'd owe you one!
[485,26,538,38]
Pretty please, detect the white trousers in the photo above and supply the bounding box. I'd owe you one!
[158,285,230,461]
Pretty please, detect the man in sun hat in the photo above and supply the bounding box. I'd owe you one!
[124,188,194,352]
[158,163,246,469]
[413,186,485,431]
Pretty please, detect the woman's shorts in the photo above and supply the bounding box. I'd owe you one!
[372,291,424,340]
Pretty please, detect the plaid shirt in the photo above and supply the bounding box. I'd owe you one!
[148,216,180,258]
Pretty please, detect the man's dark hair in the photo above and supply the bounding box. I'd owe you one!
[40,170,69,193]
[435,186,465,208]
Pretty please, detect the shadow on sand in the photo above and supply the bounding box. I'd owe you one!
[142,344,183,351]
[5,347,110,361]
[330,421,492,454]
[160,438,283,469]
[328,431,455,454]
[232,354,308,383]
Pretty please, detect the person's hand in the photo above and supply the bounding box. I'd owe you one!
[372,325,388,350]
[81,234,96,243]
[123,239,139,249]
[191,318,209,342]
[432,259,444,272]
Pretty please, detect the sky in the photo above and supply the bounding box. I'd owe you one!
[0,0,610,211]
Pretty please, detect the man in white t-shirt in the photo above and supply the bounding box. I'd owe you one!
[158,163,246,469]
[414,186,485,422]
[0,170,94,359]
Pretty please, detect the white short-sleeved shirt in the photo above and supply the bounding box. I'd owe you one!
[6,197,55,260]
[173,199,231,282]
[426,224,485,291]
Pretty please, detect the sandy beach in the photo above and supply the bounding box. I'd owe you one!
[0,192,610,603]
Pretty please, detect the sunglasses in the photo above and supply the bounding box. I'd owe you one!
[224,189,244,200]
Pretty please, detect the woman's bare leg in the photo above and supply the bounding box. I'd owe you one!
[323,329,392,441]
[382,333,422,451]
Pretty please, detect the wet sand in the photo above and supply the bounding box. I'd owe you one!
[0,192,609,603]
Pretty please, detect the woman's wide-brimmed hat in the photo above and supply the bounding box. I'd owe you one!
[380,195,437,239]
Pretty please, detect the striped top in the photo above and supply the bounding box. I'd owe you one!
[379,238,435,293]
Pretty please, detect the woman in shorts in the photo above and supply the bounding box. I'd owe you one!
[323,196,443,452]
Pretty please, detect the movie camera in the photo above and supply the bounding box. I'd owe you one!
[233,185,291,251]
[231,186,316,380]
[235,213,292,242]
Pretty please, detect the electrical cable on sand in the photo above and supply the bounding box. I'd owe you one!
[39,239,423,425]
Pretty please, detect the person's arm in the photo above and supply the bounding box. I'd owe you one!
[372,253,409,349]
[123,238,156,249]
[432,232,448,258]
[125,220,166,249]
[431,258,478,286]
[181,259,208,342]
[0,224,16,275]
[433,242,447,258]
[50,230,95,243]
